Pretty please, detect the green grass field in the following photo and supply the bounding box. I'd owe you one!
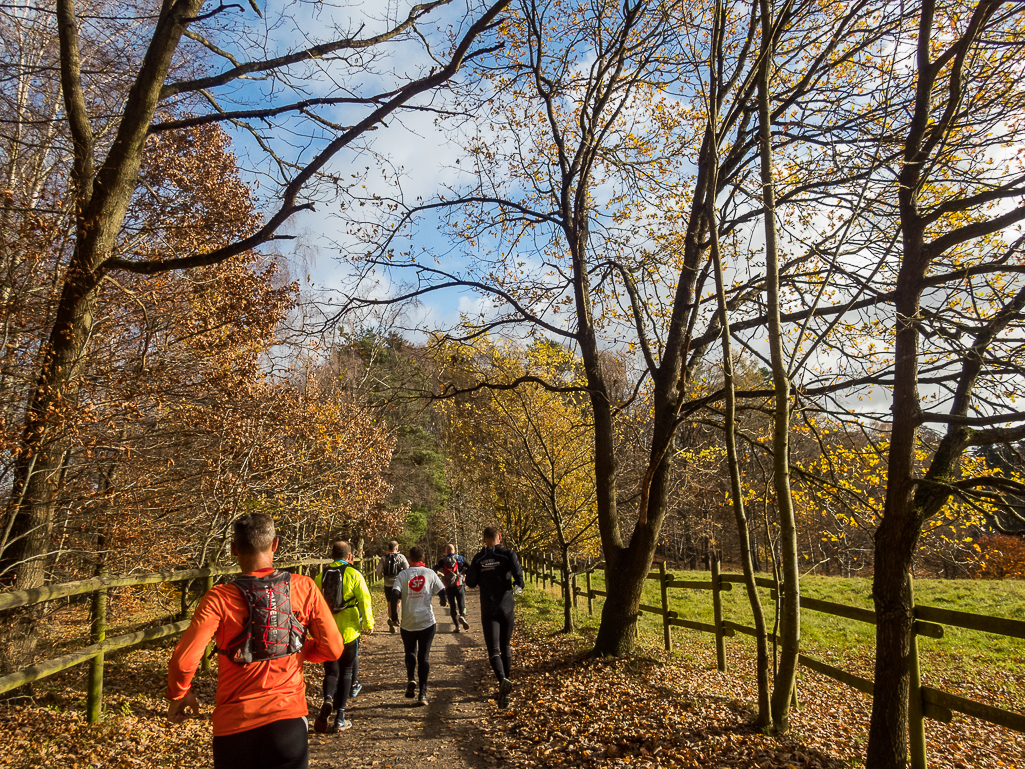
[518,567,1025,695]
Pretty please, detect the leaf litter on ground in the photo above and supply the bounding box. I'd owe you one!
[475,618,1024,769]
[1,612,1023,768]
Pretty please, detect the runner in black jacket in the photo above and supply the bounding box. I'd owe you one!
[465,526,524,709]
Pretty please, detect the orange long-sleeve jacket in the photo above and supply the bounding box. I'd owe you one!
[167,568,344,736]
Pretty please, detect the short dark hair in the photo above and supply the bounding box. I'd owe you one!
[483,526,501,542]
[331,540,351,560]
[409,545,425,563]
[233,513,276,555]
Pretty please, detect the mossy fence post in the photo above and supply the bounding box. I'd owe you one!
[586,569,593,615]
[908,575,927,769]
[571,557,579,611]
[711,556,726,672]
[86,572,108,723]
[200,573,214,673]
[660,561,672,652]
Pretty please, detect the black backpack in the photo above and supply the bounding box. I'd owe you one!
[218,571,306,665]
[320,563,357,613]
[383,552,403,577]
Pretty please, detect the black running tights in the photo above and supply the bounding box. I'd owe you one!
[446,585,466,624]
[400,624,436,686]
[322,636,359,710]
[481,604,514,681]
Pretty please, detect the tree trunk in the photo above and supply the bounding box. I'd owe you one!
[705,33,771,719]
[757,0,800,733]
[868,510,919,768]
[2,264,102,588]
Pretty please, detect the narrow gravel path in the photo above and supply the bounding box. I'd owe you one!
[308,591,496,769]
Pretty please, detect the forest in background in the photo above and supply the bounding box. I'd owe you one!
[324,329,1025,581]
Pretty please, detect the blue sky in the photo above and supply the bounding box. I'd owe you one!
[187,0,495,338]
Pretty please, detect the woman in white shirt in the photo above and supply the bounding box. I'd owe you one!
[390,545,446,704]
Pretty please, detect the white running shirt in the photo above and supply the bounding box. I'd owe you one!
[394,564,446,631]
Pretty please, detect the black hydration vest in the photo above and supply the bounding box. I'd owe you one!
[218,570,306,665]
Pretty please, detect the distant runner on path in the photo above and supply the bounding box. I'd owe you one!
[376,540,409,633]
[312,540,374,734]
[391,545,446,705]
[433,543,472,632]
[465,526,524,709]
[166,513,344,769]
[306,587,494,769]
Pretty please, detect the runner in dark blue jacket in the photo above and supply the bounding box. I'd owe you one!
[433,543,471,632]
[465,526,524,708]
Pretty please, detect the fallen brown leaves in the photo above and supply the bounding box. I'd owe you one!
[476,624,1025,769]
[0,611,1022,769]
[0,646,214,769]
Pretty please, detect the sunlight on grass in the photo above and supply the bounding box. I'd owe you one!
[519,568,1025,688]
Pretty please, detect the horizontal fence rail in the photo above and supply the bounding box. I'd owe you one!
[521,551,1024,769]
[0,555,382,721]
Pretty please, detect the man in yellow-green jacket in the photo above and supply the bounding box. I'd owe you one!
[312,540,374,733]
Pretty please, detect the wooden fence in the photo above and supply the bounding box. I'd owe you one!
[0,555,382,722]
[522,552,1025,769]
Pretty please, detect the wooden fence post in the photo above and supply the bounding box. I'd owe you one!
[660,561,672,653]
[86,576,108,723]
[571,557,579,611]
[908,575,928,769]
[201,573,215,673]
[711,557,727,673]
[179,581,189,620]
[586,569,593,615]
[561,559,569,620]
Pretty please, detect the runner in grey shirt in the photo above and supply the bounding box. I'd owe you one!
[390,545,446,705]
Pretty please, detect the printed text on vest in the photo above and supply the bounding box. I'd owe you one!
[218,571,306,665]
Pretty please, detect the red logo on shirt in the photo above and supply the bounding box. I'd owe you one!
[409,575,426,592]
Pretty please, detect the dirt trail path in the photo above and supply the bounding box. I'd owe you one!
[308,591,495,769]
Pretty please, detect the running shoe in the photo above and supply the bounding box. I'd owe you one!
[405,680,416,698]
[313,701,333,733]
[329,714,352,733]
[388,619,397,634]
[417,688,428,706]
[350,682,362,699]
[459,615,470,630]
[498,677,513,709]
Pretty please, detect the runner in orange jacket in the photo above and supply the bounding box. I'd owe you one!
[167,513,344,769]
